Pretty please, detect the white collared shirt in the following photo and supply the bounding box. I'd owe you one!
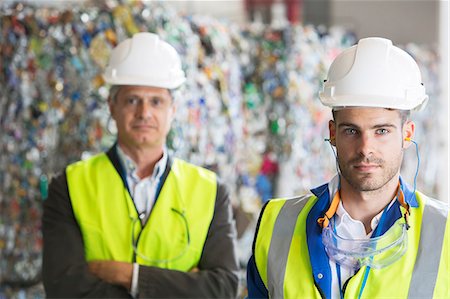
[328,182,397,299]
[116,146,168,224]
[330,201,384,299]
[116,145,168,297]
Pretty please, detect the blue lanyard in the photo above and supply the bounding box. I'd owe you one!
[336,263,344,299]
[356,204,390,299]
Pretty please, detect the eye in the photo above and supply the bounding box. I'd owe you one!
[126,96,139,105]
[376,128,389,135]
[150,97,163,107]
[343,128,358,135]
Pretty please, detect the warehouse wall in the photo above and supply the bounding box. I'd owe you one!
[330,0,439,44]
[167,0,247,24]
[167,0,441,44]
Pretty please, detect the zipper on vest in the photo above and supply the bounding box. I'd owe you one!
[132,213,146,263]
[133,229,144,263]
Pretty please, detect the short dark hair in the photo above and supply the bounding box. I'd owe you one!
[398,109,411,125]
[332,108,410,125]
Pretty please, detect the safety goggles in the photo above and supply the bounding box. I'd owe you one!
[322,221,408,269]
[318,182,411,269]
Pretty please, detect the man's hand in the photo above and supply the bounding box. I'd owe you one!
[88,260,133,290]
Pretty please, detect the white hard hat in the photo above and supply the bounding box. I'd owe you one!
[103,32,186,89]
[319,37,428,111]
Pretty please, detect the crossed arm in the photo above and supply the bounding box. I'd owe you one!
[42,173,239,298]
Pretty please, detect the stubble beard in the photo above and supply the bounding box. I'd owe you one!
[338,155,401,192]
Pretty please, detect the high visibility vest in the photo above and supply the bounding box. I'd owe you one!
[255,192,449,298]
[66,153,217,271]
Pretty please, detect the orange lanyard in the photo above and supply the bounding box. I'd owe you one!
[318,182,410,229]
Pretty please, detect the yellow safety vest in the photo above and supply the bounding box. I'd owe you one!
[255,192,449,298]
[66,153,217,271]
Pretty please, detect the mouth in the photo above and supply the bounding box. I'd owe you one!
[353,164,380,172]
[132,124,157,130]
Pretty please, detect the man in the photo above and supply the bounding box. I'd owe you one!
[247,37,449,298]
[42,32,239,298]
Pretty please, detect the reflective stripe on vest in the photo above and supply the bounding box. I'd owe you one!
[263,192,448,298]
[408,197,448,298]
[267,195,310,298]
[67,153,216,271]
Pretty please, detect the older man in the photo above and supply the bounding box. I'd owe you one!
[43,32,239,298]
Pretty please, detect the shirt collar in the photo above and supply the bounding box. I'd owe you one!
[319,175,386,234]
[315,174,412,233]
[116,145,168,181]
[312,174,418,208]
[334,197,396,236]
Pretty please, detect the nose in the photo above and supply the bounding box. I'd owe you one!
[357,132,374,158]
[136,100,152,120]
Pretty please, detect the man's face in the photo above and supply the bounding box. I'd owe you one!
[109,85,175,151]
[329,108,414,192]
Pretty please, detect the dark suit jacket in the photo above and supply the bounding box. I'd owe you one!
[42,146,239,298]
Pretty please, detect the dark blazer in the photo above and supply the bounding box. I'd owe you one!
[42,146,239,298]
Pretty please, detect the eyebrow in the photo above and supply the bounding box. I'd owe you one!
[338,123,398,129]
[122,93,166,99]
[122,93,142,98]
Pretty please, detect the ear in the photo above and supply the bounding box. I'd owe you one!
[328,120,336,146]
[402,120,415,149]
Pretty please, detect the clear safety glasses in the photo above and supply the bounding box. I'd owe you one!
[322,221,408,269]
[130,207,190,265]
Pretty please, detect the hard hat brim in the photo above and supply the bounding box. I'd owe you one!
[102,74,186,90]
